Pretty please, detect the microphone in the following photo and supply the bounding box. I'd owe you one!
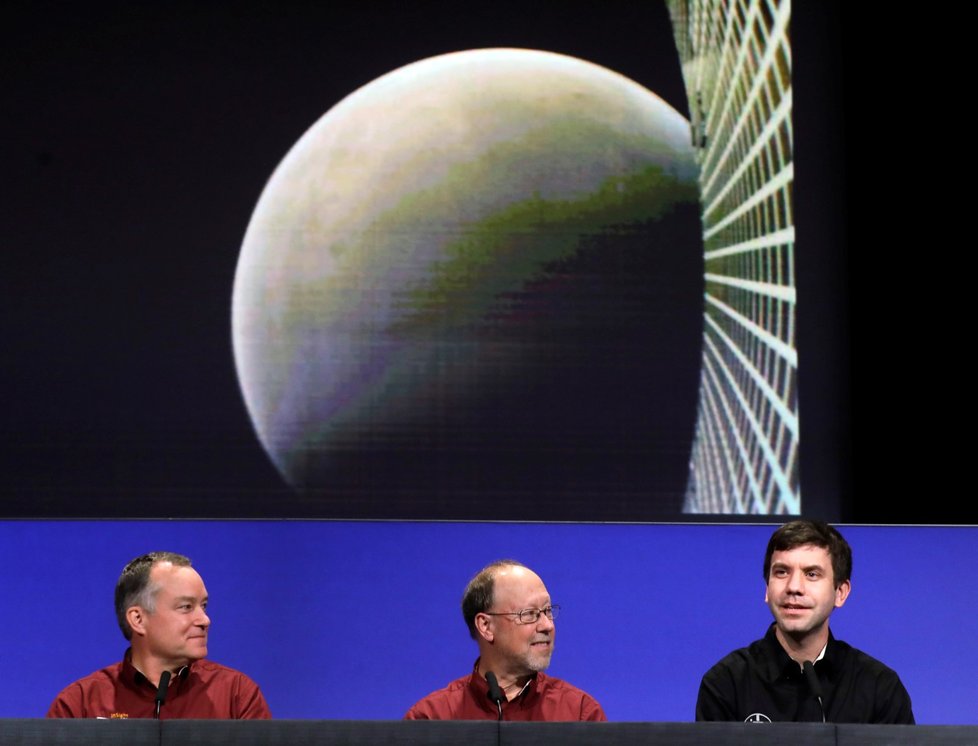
[154,670,172,720]
[484,671,504,721]
[802,660,826,723]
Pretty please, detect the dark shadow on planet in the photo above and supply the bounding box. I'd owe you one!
[288,202,704,521]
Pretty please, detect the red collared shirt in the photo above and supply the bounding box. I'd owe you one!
[46,649,271,719]
[405,659,606,721]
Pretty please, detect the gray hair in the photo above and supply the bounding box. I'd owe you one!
[114,552,193,640]
[461,559,526,640]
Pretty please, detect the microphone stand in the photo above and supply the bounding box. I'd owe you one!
[485,671,504,746]
[802,660,826,723]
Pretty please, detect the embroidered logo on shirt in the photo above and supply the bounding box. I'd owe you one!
[744,713,772,723]
[109,713,129,719]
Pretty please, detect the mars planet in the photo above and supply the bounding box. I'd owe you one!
[231,48,703,518]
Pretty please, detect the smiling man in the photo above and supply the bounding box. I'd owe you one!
[695,521,914,723]
[405,560,606,721]
[47,552,271,719]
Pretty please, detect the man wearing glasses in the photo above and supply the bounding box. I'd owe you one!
[405,559,606,721]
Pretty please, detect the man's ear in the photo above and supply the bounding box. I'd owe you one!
[834,579,851,609]
[127,606,148,637]
[475,613,494,643]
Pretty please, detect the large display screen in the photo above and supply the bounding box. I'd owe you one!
[3,2,888,522]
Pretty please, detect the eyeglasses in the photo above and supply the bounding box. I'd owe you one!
[483,605,560,624]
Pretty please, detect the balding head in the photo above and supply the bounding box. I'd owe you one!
[461,559,527,639]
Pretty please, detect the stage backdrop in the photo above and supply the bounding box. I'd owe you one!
[2,521,974,724]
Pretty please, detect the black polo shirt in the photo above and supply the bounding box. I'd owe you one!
[695,624,914,723]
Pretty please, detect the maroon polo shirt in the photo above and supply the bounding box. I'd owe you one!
[46,649,271,719]
[405,659,606,721]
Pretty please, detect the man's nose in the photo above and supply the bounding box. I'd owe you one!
[785,569,804,592]
[196,609,211,627]
[537,612,555,631]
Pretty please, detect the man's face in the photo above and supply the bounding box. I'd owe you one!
[483,566,555,677]
[138,562,210,667]
[765,544,849,641]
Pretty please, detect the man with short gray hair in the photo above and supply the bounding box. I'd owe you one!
[47,551,271,719]
[405,559,605,721]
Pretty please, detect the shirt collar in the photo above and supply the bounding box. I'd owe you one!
[761,624,837,681]
[467,658,540,710]
[122,648,191,689]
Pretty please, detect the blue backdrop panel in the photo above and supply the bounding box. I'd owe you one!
[1,521,973,724]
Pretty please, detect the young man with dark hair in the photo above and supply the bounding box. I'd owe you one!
[696,520,914,723]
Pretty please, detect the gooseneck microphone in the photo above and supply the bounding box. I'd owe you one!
[485,671,504,721]
[802,660,826,723]
[154,670,172,720]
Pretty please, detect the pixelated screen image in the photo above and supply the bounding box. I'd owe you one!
[3,1,861,521]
